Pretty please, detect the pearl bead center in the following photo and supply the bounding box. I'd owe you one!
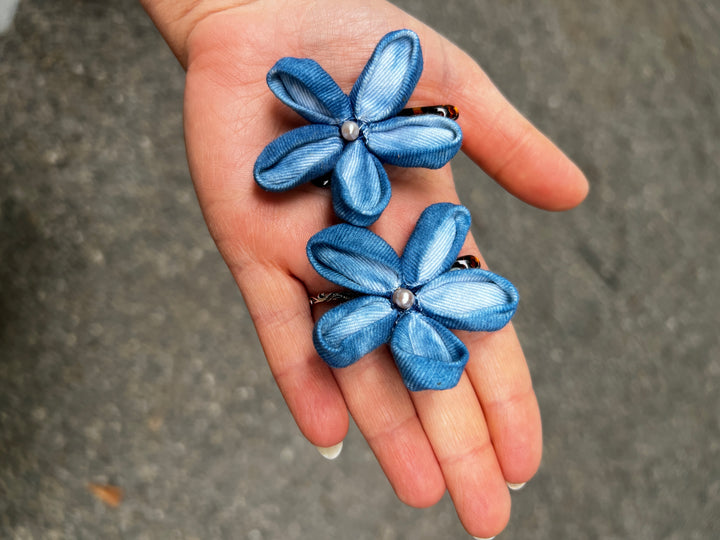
[392,288,415,310]
[340,120,360,141]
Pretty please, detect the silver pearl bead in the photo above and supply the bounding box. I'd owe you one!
[392,288,415,310]
[340,120,360,141]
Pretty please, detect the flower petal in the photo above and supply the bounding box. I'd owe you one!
[313,296,397,368]
[417,269,519,331]
[401,203,471,288]
[364,115,463,168]
[390,312,469,391]
[254,124,343,191]
[307,224,401,295]
[331,141,391,226]
[350,29,423,123]
[267,57,353,124]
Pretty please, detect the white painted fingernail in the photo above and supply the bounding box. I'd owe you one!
[315,441,343,460]
[507,481,526,491]
[472,536,495,539]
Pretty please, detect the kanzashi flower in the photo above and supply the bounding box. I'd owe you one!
[254,29,463,226]
[307,203,519,391]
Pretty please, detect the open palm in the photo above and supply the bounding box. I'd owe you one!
[143,0,588,536]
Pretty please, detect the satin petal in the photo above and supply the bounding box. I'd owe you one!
[332,141,391,226]
[253,124,343,191]
[401,204,472,288]
[417,269,519,331]
[267,57,352,124]
[390,312,468,391]
[364,115,463,168]
[307,224,401,295]
[313,296,397,368]
[350,29,423,123]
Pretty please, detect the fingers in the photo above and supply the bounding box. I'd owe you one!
[409,323,541,538]
[236,264,349,448]
[455,234,543,486]
[331,347,446,508]
[368,170,541,533]
[412,374,511,538]
[393,226,539,536]
[463,325,543,485]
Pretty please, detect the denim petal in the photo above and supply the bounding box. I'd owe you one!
[417,269,519,331]
[364,115,463,168]
[254,124,343,191]
[267,57,353,124]
[332,141,391,226]
[390,312,469,391]
[313,296,397,368]
[401,204,471,288]
[307,224,401,295]
[350,29,423,123]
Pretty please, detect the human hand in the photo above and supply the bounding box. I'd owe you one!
[141,1,588,536]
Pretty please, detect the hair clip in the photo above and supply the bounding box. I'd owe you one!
[306,203,518,391]
[397,104,459,120]
[254,29,463,226]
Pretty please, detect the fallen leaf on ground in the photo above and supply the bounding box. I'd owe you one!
[87,483,123,507]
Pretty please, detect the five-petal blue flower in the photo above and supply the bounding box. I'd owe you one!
[307,203,519,391]
[254,29,463,226]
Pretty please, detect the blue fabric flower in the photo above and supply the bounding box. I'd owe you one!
[307,203,519,391]
[254,29,463,226]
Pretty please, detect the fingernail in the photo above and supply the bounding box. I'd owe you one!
[507,481,526,491]
[315,441,343,460]
[472,536,495,539]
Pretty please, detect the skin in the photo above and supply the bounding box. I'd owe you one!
[140,0,589,536]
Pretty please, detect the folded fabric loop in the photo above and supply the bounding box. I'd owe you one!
[350,29,423,123]
[417,269,519,331]
[364,115,463,168]
[390,312,469,391]
[401,204,471,288]
[267,57,353,125]
[314,296,398,368]
[254,124,344,191]
[307,224,401,295]
[332,140,392,227]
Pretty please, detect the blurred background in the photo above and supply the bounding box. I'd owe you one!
[1,1,718,538]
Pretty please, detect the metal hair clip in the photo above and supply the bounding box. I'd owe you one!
[309,291,361,306]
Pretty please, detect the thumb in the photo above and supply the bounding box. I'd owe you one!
[420,35,589,211]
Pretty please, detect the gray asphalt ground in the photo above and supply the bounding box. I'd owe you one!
[1,1,719,539]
